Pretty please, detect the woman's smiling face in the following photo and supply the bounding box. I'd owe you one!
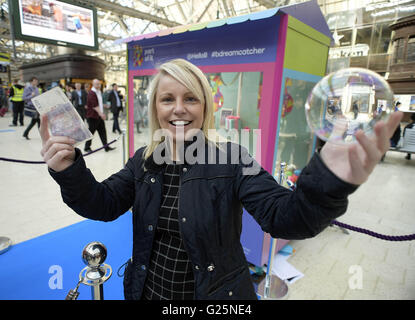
[155,74,205,144]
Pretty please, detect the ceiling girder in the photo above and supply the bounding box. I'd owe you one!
[197,0,215,23]
[74,0,180,27]
[253,0,276,8]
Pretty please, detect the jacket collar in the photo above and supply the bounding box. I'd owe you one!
[91,87,101,94]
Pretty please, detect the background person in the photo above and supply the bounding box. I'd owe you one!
[0,78,7,117]
[108,83,123,134]
[403,113,415,160]
[71,82,87,121]
[84,83,91,93]
[102,84,112,120]
[9,79,25,126]
[352,100,359,120]
[22,77,40,140]
[84,79,115,153]
[64,84,73,100]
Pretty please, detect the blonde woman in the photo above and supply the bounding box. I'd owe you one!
[40,59,402,300]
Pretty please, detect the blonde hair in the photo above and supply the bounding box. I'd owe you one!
[143,59,216,160]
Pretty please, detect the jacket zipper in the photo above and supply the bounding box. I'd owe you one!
[177,169,197,300]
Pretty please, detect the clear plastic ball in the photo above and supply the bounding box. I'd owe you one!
[305,68,394,144]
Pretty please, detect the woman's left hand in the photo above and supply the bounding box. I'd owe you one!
[320,111,403,185]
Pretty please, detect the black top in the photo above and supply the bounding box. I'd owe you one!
[142,163,195,300]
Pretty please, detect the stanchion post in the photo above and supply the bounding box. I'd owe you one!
[0,236,12,255]
[258,162,289,300]
[81,242,112,300]
[66,242,112,300]
[91,279,104,300]
[122,129,126,166]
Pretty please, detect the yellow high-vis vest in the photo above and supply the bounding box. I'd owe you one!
[11,86,24,102]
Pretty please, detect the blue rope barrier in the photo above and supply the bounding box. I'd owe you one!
[0,138,118,164]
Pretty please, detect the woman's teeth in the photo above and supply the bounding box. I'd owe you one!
[170,120,191,126]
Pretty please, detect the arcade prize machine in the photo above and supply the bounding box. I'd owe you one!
[120,0,332,297]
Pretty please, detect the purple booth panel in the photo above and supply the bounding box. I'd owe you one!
[241,208,289,268]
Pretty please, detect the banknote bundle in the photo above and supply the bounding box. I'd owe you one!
[31,86,92,145]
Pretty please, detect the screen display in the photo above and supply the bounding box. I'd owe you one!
[12,0,97,50]
[394,94,415,112]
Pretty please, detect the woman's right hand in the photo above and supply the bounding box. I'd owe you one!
[40,114,76,172]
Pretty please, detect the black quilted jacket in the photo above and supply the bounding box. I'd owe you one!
[49,142,358,300]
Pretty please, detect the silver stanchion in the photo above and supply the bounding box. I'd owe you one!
[258,162,289,300]
[121,129,126,166]
[0,236,12,255]
[66,241,112,300]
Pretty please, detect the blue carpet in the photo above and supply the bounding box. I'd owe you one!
[0,212,133,300]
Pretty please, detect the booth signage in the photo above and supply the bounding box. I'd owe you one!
[128,16,280,69]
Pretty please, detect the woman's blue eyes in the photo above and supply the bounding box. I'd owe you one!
[161,97,198,103]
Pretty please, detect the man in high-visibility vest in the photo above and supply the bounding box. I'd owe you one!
[9,79,25,126]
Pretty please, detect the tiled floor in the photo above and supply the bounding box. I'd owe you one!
[286,146,415,300]
[0,112,414,300]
